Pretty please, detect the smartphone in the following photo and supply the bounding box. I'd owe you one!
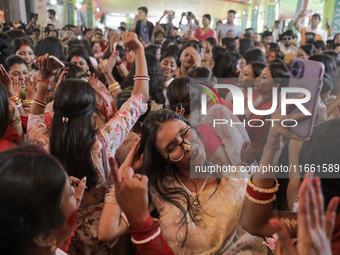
[305,9,313,15]
[326,18,329,26]
[287,59,324,138]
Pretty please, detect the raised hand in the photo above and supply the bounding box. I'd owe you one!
[69,176,87,208]
[110,33,120,54]
[100,51,119,75]
[34,54,55,79]
[88,73,99,89]
[191,49,201,67]
[12,77,21,96]
[269,172,339,255]
[0,64,12,89]
[53,67,69,91]
[122,32,143,52]
[110,157,149,230]
[26,75,38,100]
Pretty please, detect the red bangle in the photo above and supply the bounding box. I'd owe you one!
[246,184,275,201]
[33,98,46,106]
[116,60,123,66]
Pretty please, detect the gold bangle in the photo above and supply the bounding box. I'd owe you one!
[23,100,33,104]
[245,190,277,205]
[248,173,279,193]
[9,93,19,100]
[108,82,120,92]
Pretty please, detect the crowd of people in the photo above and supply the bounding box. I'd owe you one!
[1,5,340,255]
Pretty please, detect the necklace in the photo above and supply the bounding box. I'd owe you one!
[177,176,209,222]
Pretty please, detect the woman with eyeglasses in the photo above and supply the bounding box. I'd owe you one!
[132,108,250,254]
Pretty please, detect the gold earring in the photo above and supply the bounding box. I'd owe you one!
[50,238,57,252]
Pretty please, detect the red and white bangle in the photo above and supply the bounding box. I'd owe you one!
[131,227,161,244]
[245,173,279,205]
[133,75,150,81]
[33,99,47,108]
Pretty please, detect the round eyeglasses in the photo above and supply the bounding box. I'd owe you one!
[166,127,199,162]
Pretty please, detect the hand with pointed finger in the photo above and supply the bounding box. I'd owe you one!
[70,176,87,208]
[119,142,144,172]
[110,158,150,230]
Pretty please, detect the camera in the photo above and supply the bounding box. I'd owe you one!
[291,61,304,78]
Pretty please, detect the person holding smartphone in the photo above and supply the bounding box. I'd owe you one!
[293,10,327,45]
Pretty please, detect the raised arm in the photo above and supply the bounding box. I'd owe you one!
[100,51,122,99]
[158,10,168,24]
[30,54,57,115]
[293,10,305,32]
[240,100,310,237]
[123,32,149,103]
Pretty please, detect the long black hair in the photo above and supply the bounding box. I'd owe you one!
[309,53,338,93]
[215,51,242,78]
[0,145,66,255]
[239,38,254,56]
[0,82,8,140]
[0,32,10,66]
[121,53,165,105]
[10,38,34,55]
[137,109,220,247]
[243,48,267,65]
[50,79,98,187]
[167,77,202,115]
[248,61,266,78]
[37,37,64,60]
[67,48,97,75]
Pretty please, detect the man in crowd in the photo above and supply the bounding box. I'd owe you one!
[252,32,261,43]
[83,28,93,43]
[158,10,178,37]
[245,27,254,36]
[43,9,62,30]
[294,11,327,45]
[216,10,241,41]
[279,30,298,56]
[131,7,154,45]
[260,30,273,53]
[313,40,326,53]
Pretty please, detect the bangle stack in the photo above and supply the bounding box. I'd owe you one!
[9,113,21,125]
[105,185,119,205]
[108,82,121,93]
[133,75,150,81]
[33,99,46,108]
[9,93,23,108]
[23,100,33,107]
[131,227,161,244]
[245,173,279,205]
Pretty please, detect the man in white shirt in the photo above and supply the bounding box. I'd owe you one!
[216,10,241,41]
[293,11,327,45]
[43,9,62,30]
[279,30,298,56]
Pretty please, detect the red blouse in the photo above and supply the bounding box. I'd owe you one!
[194,28,215,42]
